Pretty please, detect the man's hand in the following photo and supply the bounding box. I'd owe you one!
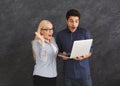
[73,52,92,61]
[73,56,84,60]
[58,52,69,60]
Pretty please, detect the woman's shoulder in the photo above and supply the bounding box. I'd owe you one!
[32,39,41,44]
[51,37,55,42]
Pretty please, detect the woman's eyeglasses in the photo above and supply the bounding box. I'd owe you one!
[41,28,53,31]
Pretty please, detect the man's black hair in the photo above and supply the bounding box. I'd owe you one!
[66,9,80,20]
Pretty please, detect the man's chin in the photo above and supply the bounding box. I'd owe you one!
[71,28,77,32]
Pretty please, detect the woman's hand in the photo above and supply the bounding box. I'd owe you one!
[35,32,45,42]
[35,32,45,47]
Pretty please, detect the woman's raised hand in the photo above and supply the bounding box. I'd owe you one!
[35,32,45,42]
[35,32,45,47]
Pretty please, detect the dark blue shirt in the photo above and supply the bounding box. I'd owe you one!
[56,27,93,79]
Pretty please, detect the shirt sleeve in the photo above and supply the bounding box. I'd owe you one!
[85,30,94,53]
[32,40,47,62]
[55,33,63,52]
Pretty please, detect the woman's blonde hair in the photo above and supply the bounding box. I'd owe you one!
[34,20,53,40]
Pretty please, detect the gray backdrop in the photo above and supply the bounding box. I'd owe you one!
[0,0,120,86]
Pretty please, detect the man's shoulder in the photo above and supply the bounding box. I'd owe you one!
[57,28,68,34]
[78,27,90,32]
[79,27,87,30]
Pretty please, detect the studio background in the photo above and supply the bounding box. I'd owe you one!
[0,0,120,86]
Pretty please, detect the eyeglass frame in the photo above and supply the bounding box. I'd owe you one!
[41,28,54,31]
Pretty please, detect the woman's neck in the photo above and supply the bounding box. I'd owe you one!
[45,38,52,43]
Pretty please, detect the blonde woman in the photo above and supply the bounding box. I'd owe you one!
[32,20,58,86]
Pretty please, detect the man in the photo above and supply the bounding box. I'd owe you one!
[56,9,93,86]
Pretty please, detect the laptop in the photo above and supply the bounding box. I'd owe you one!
[58,39,93,58]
